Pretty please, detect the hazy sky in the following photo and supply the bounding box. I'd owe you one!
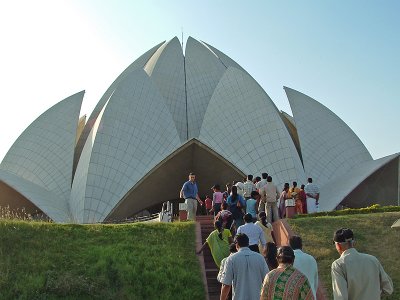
[0,1,399,161]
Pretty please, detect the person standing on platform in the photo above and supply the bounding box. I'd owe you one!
[245,191,259,222]
[256,172,268,212]
[304,178,319,214]
[331,228,393,300]
[261,176,280,223]
[290,181,302,214]
[203,195,212,215]
[299,184,307,214]
[243,174,256,200]
[211,184,224,217]
[278,183,290,218]
[179,172,202,220]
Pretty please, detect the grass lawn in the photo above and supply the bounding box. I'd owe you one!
[288,211,400,300]
[0,221,205,299]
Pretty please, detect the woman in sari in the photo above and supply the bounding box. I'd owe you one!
[260,246,314,300]
[278,184,290,218]
[196,220,233,268]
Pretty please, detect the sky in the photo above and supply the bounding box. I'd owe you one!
[0,0,399,161]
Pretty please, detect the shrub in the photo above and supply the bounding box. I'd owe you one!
[293,204,400,218]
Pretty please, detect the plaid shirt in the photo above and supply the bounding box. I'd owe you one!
[243,180,256,198]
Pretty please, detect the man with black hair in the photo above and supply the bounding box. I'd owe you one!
[219,233,268,300]
[236,213,266,253]
[256,172,268,212]
[331,228,393,300]
[243,174,256,199]
[259,176,280,223]
[304,177,319,213]
[289,235,319,299]
[179,172,202,220]
[260,246,314,299]
[256,172,268,190]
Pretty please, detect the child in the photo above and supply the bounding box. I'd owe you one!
[204,195,212,215]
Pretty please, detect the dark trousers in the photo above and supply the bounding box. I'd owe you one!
[213,203,221,216]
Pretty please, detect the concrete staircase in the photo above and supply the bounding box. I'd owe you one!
[196,215,220,300]
[196,216,328,300]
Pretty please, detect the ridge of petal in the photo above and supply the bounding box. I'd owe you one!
[1,91,84,202]
[285,86,372,187]
[200,67,305,188]
[185,37,227,139]
[72,69,181,223]
[147,37,187,141]
[318,153,399,211]
[73,41,165,175]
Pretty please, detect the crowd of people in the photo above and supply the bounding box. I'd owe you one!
[180,172,321,224]
[181,173,394,300]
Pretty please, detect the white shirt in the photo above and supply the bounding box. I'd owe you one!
[293,249,319,299]
[235,182,245,197]
[256,179,267,190]
[236,222,266,247]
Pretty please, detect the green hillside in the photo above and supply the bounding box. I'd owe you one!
[0,221,205,300]
[288,211,400,299]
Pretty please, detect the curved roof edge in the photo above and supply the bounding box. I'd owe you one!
[199,66,306,188]
[318,153,399,211]
[0,170,71,223]
[285,86,372,187]
[73,41,165,175]
[105,138,246,220]
[144,38,178,76]
[0,91,84,201]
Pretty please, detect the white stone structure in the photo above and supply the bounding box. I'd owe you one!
[0,37,398,223]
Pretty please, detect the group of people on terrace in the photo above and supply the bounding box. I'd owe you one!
[180,173,393,299]
[180,171,321,224]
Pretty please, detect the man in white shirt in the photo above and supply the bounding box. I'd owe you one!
[289,235,319,299]
[256,173,268,212]
[304,177,319,213]
[234,181,245,197]
[236,213,266,254]
[256,172,268,190]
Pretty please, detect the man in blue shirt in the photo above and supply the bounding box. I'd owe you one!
[245,191,259,221]
[180,172,202,220]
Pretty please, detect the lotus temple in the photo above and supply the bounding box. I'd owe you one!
[0,37,398,223]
